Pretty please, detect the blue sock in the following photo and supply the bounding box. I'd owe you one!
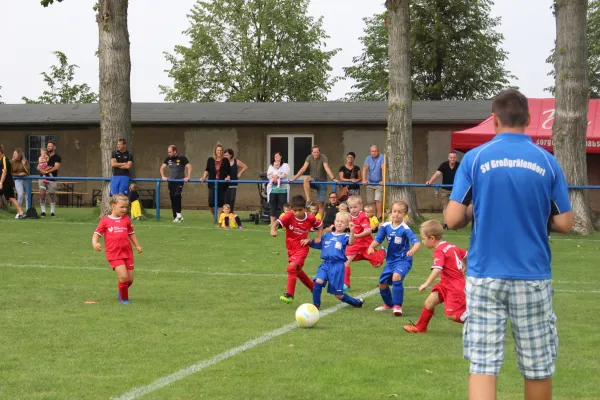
[341,294,360,307]
[312,281,323,308]
[392,280,405,307]
[380,288,393,307]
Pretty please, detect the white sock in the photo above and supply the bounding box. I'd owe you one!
[176,213,182,218]
[50,203,56,213]
[41,204,46,213]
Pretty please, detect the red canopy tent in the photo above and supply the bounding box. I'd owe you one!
[451,98,600,154]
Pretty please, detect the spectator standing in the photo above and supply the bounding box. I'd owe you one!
[0,145,26,218]
[338,151,361,201]
[38,140,61,217]
[362,145,385,220]
[201,143,231,216]
[446,89,573,400]
[426,151,460,229]
[160,145,192,223]
[266,152,290,224]
[110,138,134,195]
[223,149,248,212]
[11,148,30,211]
[290,145,338,215]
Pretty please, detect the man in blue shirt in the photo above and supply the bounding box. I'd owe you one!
[446,89,573,400]
[362,145,385,220]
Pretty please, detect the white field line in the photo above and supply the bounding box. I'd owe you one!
[113,287,381,400]
[0,263,380,281]
[3,219,600,242]
[2,263,597,287]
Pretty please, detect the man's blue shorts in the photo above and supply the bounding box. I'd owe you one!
[110,175,130,196]
[314,261,345,295]
[309,181,328,202]
[378,260,412,285]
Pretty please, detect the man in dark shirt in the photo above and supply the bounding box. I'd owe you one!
[110,138,134,195]
[160,145,192,223]
[38,140,61,217]
[0,145,26,218]
[426,151,460,229]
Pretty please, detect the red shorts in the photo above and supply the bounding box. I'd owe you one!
[432,283,466,319]
[109,259,134,270]
[287,246,309,267]
[346,244,385,267]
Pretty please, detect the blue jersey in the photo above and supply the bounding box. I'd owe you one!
[450,132,571,280]
[310,232,350,262]
[374,221,419,263]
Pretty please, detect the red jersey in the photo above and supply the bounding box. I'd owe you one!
[277,212,322,250]
[350,211,372,248]
[432,241,467,292]
[94,215,135,261]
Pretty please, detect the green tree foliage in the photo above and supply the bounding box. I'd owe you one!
[160,0,339,102]
[344,0,514,101]
[546,0,600,98]
[22,51,98,104]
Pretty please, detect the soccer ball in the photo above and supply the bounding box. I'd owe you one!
[295,303,320,328]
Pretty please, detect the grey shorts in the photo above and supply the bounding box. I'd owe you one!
[366,185,383,203]
[39,179,57,194]
[463,277,558,379]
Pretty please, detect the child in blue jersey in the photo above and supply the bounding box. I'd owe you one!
[368,200,421,316]
[310,212,365,309]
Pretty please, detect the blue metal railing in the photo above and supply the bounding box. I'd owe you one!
[12,176,600,222]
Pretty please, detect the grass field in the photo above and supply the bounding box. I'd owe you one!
[1,207,599,400]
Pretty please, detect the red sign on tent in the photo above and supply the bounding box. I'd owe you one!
[451,98,600,153]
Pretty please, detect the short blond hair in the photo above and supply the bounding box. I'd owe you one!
[391,200,408,213]
[420,220,444,240]
[363,204,374,212]
[109,194,129,206]
[339,203,349,212]
[336,211,350,222]
[347,195,363,206]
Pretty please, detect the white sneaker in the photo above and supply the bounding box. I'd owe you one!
[374,305,393,311]
[15,213,20,219]
[173,217,182,223]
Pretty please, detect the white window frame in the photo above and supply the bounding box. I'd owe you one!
[266,134,314,176]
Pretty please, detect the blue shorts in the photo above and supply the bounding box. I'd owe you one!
[309,181,328,202]
[314,261,345,295]
[110,175,130,196]
[463,277,557,379]
[378,260,412,285]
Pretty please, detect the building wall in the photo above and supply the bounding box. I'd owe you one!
[2,125,599,213]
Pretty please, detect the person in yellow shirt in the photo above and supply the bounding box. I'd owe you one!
[128,183,143,220]
[218,204,244,230]
[364,204,380,233]
[279,203,292,219]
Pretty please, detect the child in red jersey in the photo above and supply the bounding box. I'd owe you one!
[92,194,142,305]
[343,195,385,291]
[404,220,467,333]
[271,195,323,304]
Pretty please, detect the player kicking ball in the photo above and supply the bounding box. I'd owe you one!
[404,220,467,333]
[310,212,365,309]
[92,194,143,305]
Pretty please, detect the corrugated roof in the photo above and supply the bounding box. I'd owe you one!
[0,101,492,126]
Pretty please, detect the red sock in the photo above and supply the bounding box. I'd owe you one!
[416,306,435,332]
[286,265,298,297]
[297,270,314,292]
[118,281,129,301]
[127,280,133,287]
[344,266,351,287]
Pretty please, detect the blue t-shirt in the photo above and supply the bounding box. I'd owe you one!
[450,133,571,280]
[364,154,385,184]
[374,221,420,264]
[310,232,350,262]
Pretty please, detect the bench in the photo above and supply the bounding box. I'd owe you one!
[31,190,88,207]
[92,188,155,208]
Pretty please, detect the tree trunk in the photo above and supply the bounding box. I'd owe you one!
[385,0,419,222]
[553,0,595,234]
[97,0,132,216]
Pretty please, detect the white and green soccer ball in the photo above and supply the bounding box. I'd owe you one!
[295,303,320,328]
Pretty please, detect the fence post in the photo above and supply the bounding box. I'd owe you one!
[155,180,161,221]
[214,181,219,223]
[27,178,33,210]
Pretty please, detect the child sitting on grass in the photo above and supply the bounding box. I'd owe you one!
[218,204,244,230]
